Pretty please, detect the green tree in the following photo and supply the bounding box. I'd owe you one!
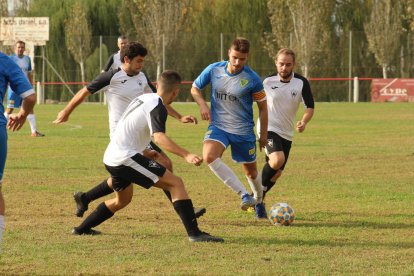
[364,0,401,78]
[65,1,92,84]
[0,0,8,52]
[399,0,414,77]
[122,0,191,79]
[288,0,334,78]
[0,0,7,15]
[264,0,292,58]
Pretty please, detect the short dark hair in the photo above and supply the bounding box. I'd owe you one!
[275,48,296,62]
[120,42,147,62]
[118,35,127,41]
[16,40,25,46]
[158,70,181,93]
[229,37,250,53]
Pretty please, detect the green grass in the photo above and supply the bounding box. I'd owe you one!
[1,102,414,275]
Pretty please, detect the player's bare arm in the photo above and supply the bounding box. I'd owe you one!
[296,108,314,133]
[190,86,210,122]
[7,93,36,131]
[165,104,198,124]
[257,99,268,151]
[53,87,91,124]
[153,132,203,166]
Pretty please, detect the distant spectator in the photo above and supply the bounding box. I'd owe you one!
[4,41,44,137]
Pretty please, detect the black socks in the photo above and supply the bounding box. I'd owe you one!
[262,163,278,199]
[84,179,114,203]
[173,199,200,237]
[75,202,114,233]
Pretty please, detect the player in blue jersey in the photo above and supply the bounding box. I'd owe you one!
[256,48,314,218]
[0,52,36,248]
[4,41,44,137]
[191,37,268,212]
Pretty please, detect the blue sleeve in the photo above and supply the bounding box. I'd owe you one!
[250,71,264,94]
[193,63,215,89]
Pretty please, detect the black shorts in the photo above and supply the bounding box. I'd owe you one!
[105,153,167,191]
[265,131,292,171]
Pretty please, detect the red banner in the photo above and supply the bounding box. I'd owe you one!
[371,78,414,102]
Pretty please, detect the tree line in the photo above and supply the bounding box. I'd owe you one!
[1,0,413,102]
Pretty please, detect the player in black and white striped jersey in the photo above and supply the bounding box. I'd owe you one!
[72,70,223,242]
[54,42,205,220]
[255,48,315,218]
[103,35,128,72]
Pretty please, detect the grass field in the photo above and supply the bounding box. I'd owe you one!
[0,102,413,275]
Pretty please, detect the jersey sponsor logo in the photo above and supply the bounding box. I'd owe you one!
[291,90,298,98]
[215,75,224,79]
[148,160,160,168]
[271,86,279,89]
[215,90,240,102]
[240,78,249,87]
[121,80,128,84]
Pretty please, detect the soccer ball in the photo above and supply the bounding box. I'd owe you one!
[269,202,295,226]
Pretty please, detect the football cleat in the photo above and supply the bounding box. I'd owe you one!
[240,193,257,211]
[73,192,88,217]
[255,202,267,219]
[188,232,224,243]
[71,228,101,235]
[31,131,45,137]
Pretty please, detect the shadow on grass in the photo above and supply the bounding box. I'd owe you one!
[230,236,414,249]
[295,220,414,230]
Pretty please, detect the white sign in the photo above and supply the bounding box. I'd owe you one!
[0,17,49,45]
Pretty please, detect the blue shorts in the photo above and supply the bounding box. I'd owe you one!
[7,89,23,108]
[204,125,256,163]
[0,126,7,182]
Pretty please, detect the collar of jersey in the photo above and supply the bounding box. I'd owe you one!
[278,72,294,83]
[224,61,244,77]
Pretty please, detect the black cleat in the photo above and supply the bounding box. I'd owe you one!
[189,231,224,243]
[73,192,88,217]
[194,207,206,219]
[71,228,101,236]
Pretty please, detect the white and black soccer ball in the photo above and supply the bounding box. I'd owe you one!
[269,202,295,226]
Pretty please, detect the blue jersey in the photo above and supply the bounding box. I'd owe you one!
[8,54,32,95]
[193,61,265,135]
[0,52,34,126]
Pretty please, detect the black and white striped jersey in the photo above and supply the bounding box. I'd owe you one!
[262,72,314,141]
[87,67,154,138]
[103,51,121,72]
[103,93,167,166]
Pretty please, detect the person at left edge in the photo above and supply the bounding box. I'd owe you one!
[0,52,36,248]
